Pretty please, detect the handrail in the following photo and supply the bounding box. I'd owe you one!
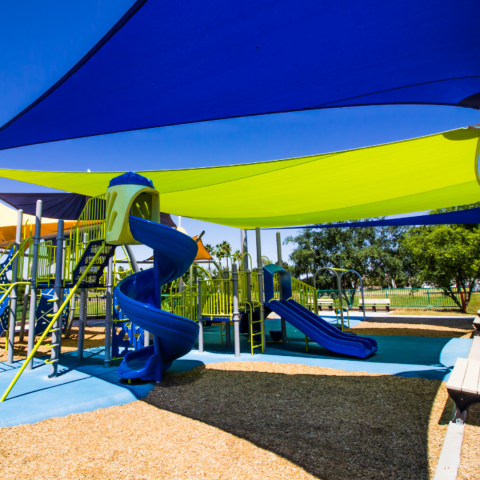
[0,244,106,402]
[239,252,253,272]
[0,282,30,305]
[291,276,319,315]
[193,264,213,281]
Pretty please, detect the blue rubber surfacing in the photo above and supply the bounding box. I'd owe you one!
[0,333,472,428]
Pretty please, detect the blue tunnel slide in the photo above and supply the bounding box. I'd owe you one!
[264,265,377,359]
[116,216,199,382]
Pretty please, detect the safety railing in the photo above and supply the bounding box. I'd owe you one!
[291,277,318,315]
[63,238,74,285]
[200,278,233,320]
[250,270,260,304]
[16,237,34,282]
[36,241,55,286]
[169,286,198,322]
[69,194,106,269]
[112,246,134,287]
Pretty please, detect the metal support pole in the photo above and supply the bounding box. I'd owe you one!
[19,283,30,342]
[276,232,282,266]
[335,272,345,329]
[241,229,248,270]
[7,210,23,364]
[124,245,139,273]
[232,264,241,357]
[189,264,193,321]
[27,201,42,370]
[275,231,287,344]
[197,281,204,353]
[49,220,64,377]
[124,245,149,347]
[104,256,113,366]
[77,288,86,360]
[255,227,266,350]
[221,267,231,347]
[64,294,76,338]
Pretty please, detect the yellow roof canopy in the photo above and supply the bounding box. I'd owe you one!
[0,128,479,228]
[0,203,76,246]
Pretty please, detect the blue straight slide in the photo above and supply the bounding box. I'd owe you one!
[115,216,199,382]
[268,299,377,359]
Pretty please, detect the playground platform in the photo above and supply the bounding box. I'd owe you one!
[0,320,472,428]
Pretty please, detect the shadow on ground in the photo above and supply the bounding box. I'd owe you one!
[144,365,449,479]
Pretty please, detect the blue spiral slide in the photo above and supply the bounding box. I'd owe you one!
[116,216,199,382]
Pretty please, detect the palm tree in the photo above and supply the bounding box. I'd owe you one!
[233,249,242,268]
[215,240,231,260]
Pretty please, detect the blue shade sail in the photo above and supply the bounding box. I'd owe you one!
[1,0,480,150]
[0,192,176,226]
[272,208,480,230]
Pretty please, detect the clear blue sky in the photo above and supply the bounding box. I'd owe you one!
[1,1,479,264]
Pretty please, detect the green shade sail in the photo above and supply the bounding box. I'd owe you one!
[1,128,479,228]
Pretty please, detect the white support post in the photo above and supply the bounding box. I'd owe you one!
[77,288,86,360]
[26,201,42,370]
[49,220,64,377]
[104,256,113,366]
[255,227,266,350]
[276,232,288,345]
[197,281,203,353]
[19,284,30,342]
[232,264,241,357]
[7,209,23,364]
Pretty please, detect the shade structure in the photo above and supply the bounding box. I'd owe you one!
[0,128,479,229]
[0,192,88,220]
[0,203,76,247]
[1,0,480,150]
[0,192,177,228]
[272,207,480,230]
[192,236,213,263]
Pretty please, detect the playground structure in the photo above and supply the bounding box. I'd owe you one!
[0,171,378,401]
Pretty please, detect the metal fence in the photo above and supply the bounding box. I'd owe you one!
[73,295,107,318]
[317,288,461,309]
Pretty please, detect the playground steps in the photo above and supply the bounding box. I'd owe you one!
[70,240,115,288]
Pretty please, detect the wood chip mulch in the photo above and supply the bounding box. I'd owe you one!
[2,361,479,479]
[352,316,475,338]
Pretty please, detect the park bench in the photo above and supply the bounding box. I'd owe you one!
[317,299,334,311]
[474,311,480,334]
[358,298,390,312]
[447,338,480,421]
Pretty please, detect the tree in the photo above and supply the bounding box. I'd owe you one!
[285,221,419,292]
[214,241,232,272]
[402,203,480,310]
[116,265,131,281]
